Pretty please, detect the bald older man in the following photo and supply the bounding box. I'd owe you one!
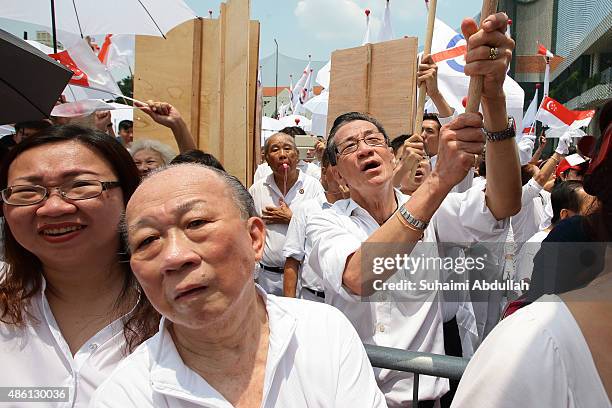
[90,164,386,408]
[248,132,324,295]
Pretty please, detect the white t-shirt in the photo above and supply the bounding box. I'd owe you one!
[452,295,610,407]
[306,187,508,406]
[282,198,329,294]
[0,275,134,408]
[90,288,387,408]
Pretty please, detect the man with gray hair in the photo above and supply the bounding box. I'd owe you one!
[248,132,324,294]
[91,164,386,407]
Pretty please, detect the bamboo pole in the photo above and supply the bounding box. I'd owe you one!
[465,0,499,113]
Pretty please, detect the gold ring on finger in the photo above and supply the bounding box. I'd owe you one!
[489,47,499,60]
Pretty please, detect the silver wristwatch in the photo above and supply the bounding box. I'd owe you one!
[483,117,516,142]
[398,206,429,230]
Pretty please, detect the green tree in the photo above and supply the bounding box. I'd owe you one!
[115,75,134,105]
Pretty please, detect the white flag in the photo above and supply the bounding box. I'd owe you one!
[362,9,372,45]
[424,18,524,133]
[377,0,394,42]
[522,86,539,135]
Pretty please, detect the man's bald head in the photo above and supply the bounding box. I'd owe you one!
[127,164,256,227]
[263,132,297,156]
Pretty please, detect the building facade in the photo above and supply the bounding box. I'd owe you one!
[500,0,611,133]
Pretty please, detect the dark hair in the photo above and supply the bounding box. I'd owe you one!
[520,164,538,186]
[551,181,584,225]
[422,112,441,129]
[14,120,52,134]
[279,126,306,137]
[170,149,225,171]
[0,125,159,353]
[118,120,133,131]
[321,145,332,168]
[390,134,411,154]
[326,112,389,166]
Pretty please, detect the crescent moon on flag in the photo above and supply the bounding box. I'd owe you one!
[546,100,555,111]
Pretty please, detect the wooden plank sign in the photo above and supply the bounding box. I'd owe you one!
[326,37,419,139]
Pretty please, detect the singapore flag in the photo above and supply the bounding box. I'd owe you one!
[537,97,595,130]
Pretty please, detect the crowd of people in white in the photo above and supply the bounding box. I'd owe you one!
[0,12,610,408]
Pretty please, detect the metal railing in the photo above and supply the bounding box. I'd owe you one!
[365,344,470,407]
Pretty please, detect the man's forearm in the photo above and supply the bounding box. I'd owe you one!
[171,119,197,152]
[534,152,561,187]
[283,258,300,297]
[429,91,454,118]
[482,95,522,220]
[342,175,452,295]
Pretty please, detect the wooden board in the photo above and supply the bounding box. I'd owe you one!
[134,19,200,153]
[221,0,250,183]
[327,37,418,139]
[134,0,260,185]
[248,21,261,184]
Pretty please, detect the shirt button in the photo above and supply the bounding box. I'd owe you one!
[88,343,99,351]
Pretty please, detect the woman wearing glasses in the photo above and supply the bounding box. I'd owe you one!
[0,125,158,407]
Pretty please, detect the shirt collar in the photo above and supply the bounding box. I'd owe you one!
[332,188,408,217]
[150,285,297,406]
[263,168,306,198]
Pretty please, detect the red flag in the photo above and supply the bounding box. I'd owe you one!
[537,97,595,129]
[50,50,90,87]
[537,43,554,58]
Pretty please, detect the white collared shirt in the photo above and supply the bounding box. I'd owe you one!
[248,169,324,267]
[90,288,387,408]
[0,272,133,408]
[511,178,547,250]
[306,188,508,406]
[452,295,610,408]
[282,198,329,293]
[253,160,321,183]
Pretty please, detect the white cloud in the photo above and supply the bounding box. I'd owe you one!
[294,0,381,42]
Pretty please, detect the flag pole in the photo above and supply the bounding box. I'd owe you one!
[465,0,499,113]
[403,0,438,185]
[413,0,438,142]
[50,0,58,53]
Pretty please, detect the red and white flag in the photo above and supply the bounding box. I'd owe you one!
[50,39,122,97]
[537,97,595,129]
[424,18,524,132]
[98,34,134,71]
[362,9,372,45]
[537,43,554,58]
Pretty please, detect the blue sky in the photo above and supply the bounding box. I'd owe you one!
[186,0,483,60]
[0,0,484,80]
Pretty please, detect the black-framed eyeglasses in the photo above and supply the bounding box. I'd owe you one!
[336,132,387,156]
[1,180,121,206]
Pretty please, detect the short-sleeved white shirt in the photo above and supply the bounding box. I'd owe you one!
[90,288,387,408]
[306,187,508,406]
[451,295,610,408]
[248,169,325,268]
[511,178,547,248]
[282,198,329,293]
[0,275,134,408]
[253,160,321,183]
